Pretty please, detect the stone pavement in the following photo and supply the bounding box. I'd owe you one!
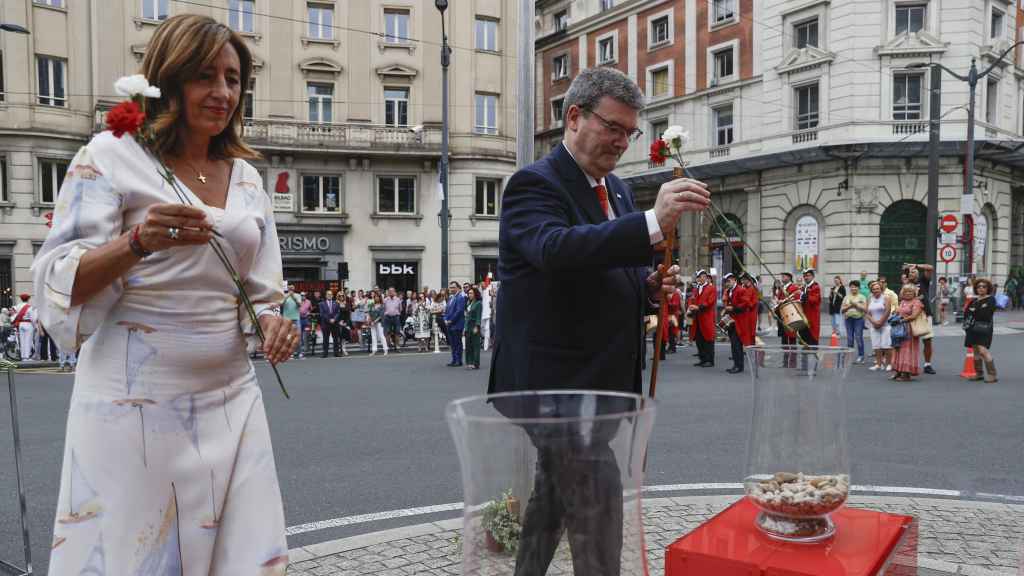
[287,494,1024,575]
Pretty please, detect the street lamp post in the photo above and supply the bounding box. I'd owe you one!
[436,0,451,290]
[910,41,1024,279]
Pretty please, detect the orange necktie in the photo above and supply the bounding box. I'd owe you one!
[594,184,610,218]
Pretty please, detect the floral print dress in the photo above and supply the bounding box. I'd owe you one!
[32,132,289,575]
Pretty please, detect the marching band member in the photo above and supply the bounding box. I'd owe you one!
[722,274,743,373]
[688,269,716,367]
[800,268,822,345]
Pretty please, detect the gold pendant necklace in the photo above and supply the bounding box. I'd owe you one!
[183,160,208,184]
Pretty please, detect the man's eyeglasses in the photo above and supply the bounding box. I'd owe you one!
[585,108,643,143]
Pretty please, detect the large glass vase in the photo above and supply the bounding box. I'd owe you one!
[446,390,656,576]
[743,345,853,543]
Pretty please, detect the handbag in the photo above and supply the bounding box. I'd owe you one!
[966,319,993,338]
[909,313,931,338]
[889,317,908,347]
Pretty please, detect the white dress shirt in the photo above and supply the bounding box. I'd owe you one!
[563,141,664,245]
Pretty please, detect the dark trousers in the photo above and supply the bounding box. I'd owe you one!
[38,333,57,361]
[728,327,744,371]
[447,327,463,364]
[515,431,623,576]
[696,332,714,365]
[322,323,342,356]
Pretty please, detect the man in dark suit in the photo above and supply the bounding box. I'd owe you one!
[318,290,343,358]
[444,281,466,366]
[487,68,710,576]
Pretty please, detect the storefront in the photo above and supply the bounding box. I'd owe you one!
[375,261,420,293]
[277,227,346,284]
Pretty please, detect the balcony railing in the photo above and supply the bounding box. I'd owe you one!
[92,105,442,153]
[242,119,442,152]
[892,120,928,136]
[709,146,731,158]
[792,129,818,143]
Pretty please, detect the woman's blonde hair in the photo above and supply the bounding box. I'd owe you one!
[141,14,259,160]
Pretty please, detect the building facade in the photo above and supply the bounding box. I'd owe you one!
[0,0,517,306]
[537,0,1024,287]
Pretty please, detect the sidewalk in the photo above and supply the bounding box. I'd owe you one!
[287,494,1024,576]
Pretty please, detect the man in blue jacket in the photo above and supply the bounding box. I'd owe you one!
[488,68,710,575]
[444,281,466,366]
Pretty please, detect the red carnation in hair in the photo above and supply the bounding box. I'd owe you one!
[106,100,146,138]
[649,139,669,165]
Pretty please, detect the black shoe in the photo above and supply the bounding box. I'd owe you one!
[923,365,936,375]
[446,362,458,367]
[726,367,743,374]
[693,361,706,367]
[321,355,328,359]
[660,354,667,361]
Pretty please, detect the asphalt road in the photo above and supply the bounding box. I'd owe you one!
[0,331,1021,573]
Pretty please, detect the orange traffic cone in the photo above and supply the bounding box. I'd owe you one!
[960,347,977,379]
[830,331,840,347]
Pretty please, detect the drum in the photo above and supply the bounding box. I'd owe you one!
[775,300,808,333]
[718,315,735,332]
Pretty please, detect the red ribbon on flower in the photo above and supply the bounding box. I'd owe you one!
[649,139,669,165]
[106,100,146,138]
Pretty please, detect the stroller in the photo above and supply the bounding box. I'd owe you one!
[402,317,416,347]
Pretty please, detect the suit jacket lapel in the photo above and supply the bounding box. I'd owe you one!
[607,177,630,219]
[553,143,606,225]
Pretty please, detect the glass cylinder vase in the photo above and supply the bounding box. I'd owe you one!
[743,345,853,543]
[446,390,656,576]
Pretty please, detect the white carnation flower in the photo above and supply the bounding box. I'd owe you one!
[115,75,161,98]
[661,126,690,150]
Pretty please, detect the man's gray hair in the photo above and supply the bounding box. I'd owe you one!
[562,68,644,122]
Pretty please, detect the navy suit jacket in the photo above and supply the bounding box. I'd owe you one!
[488,143,654,396]
[319,300,341,326]
[445,292,467,331]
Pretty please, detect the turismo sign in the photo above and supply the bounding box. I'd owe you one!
[278,233,343,254]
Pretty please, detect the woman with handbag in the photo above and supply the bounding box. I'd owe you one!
[829,276,846,338]
[963,278,997,383]
[866,281,893,372]
[892,285,925,381]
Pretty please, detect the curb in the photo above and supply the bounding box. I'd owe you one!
[288,494,1024,575]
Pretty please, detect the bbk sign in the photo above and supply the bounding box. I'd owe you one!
[378,263,416,276]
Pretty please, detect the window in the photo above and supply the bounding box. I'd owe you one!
[986,78,998,125]
[142,0,169,20]
[307,83,333,123]
[308,3,334,39]
[991,8,1004,39]
[475,18,497,51]
[795,84,819,130]
[650,119,668,146]
[551,98,565,125]
[39,159,68,205]
[228,0,255,33]
[384,9,410,43]
[650,67,670,98]
[893,73,923,120]
[0,52,5,102]
[475,179,500,216]
[794,18,818,48]
[475,93,498,135]
[384,88,409,127]
[714,104,734,145]
[34,0,63,7]
[598,37,616,64]
[302,175,340,213]
[713,48,734,81]
[243,77,255,120]
[378,176,416,214]
[894,3,926,35]
[37,56,66,107]
[553,54,569,80]
[554,10,569,32]
[0,159,7,203]
[600,0,614,11]
[651,15,670,46]
[713,0,736,24]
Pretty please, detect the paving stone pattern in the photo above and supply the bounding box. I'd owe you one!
[287,496,1024,576]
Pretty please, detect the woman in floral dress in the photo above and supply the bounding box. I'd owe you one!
[32,15,297,574]
[892,285,924,382]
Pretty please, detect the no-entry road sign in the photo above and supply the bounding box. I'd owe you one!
[940,214,958,234]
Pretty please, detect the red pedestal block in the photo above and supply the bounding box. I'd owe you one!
[666,497,918,576]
